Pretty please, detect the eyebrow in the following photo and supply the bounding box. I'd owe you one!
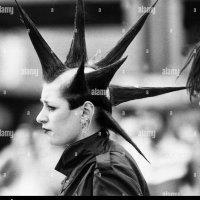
[40,99,49,104]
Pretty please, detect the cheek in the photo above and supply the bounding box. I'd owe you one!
[50,109,71,127]
[51,110,81,135]
[51,111,82,146]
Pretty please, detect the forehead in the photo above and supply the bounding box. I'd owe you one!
[41,67,95,102]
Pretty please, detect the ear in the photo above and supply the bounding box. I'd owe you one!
[81,101,95,120]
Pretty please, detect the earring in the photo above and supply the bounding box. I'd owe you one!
[80,117,90,135]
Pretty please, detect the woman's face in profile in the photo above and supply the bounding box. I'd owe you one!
[36,79,82,147]
[36,68,95,146]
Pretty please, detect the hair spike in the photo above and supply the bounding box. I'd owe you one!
[98,109,150,163]
[15,0,67,82]
[67,59,88,95]
[95,0,158,68]
[109,85,187,106]
[86,57,127,89]
[65,0,87,68]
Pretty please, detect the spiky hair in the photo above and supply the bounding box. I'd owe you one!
[15,0,187,163]
[178,41,200,100]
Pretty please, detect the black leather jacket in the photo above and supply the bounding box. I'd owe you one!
[55,128,150,196]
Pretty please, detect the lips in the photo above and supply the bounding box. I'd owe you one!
[42,128,51,134]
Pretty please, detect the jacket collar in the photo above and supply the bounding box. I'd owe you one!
[55,128,109,177]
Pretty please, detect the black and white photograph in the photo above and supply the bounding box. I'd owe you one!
[0,0,200,196]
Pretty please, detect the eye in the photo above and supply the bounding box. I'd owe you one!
[47,105,56,111]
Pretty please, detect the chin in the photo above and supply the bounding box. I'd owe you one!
[49,137,63,146]
[48,136,69,147]
[47,133,60,146]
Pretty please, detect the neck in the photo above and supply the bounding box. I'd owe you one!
[79,121,102,141]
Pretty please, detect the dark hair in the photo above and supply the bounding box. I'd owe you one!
[61,89,112,129]
[63,92,112,113]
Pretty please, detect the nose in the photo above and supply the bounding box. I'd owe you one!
[36,108,48,124]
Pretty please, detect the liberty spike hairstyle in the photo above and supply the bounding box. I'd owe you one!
[15,0,187,163]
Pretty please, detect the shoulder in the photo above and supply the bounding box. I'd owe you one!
[93,139,150,196]
[96,139,142,174]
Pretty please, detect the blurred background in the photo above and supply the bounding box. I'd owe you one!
[0,0,200,196]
